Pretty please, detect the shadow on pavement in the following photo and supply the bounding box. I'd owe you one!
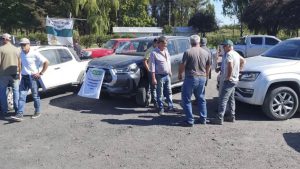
[283,132,300,153]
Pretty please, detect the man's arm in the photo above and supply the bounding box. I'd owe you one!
[143,59,150,72]
[226,61,233,81]
[240,56,246,70]
[178,63,185,80]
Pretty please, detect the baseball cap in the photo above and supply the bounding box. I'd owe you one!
[221,39,234,46]
[19,38,30,44]
[200,37,207,45]
[2,33,11,40]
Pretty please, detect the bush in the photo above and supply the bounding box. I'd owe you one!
[80,35,97,48]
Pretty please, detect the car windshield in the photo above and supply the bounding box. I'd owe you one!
[261,40,300,60]
[115,39,153,56]
[102,40,116,49]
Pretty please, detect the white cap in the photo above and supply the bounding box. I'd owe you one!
[2,33,11,40]
[19,38,30,44]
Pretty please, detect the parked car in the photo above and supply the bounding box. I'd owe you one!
[82,38,131,58]
[5,45,89,110]
[234,35,281,58]
[236,37,300,120]
[86,36,191,106]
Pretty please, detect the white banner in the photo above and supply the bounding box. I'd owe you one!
[78,68,105,99]
[46,16,74,46]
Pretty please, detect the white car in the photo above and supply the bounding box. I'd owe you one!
[6,45,89,110]
[236,37,300,120]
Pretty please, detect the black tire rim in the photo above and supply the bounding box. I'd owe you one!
[271,91,295,117]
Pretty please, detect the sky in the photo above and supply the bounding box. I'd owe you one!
[213,0,237,26]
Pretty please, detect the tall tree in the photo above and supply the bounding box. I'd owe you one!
[117,0,155,27]
[220,0,249,37]
[188,3,218,36]
[72,0,119,35]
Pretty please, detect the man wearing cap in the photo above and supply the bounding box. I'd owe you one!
[143,38,158,107]
[178,35,211,126]
[10,38,49,122]
[0,33,20,116]
[211,39,245,125]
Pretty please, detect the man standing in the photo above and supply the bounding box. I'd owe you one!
[211,40,245,125]
[150,36,174,115]
[143,38,158,107]
[0,33,20,116]
[11,38,49,122]
[178,35,210,126]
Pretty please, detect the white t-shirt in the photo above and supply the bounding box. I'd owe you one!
[221,50,241,82]
[20,49,48,75]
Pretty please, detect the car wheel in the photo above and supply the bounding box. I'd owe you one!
[135,86,147,107]
[7,87,14,111]
[262,87,298,120]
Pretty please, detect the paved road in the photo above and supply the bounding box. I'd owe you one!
[1,72,300,169]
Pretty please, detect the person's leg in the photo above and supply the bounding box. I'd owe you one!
[217,81,236,122]
[30,78,41,114]
[164,75,174,110]
[195,77,207,123]
[11,78,20,113]
[148,72,157,107]
[155,75,164,113]
[226,85,237,121]
[17,77,29,115]
[0,76,10,114]
[181,77,194,124]
[145,73,151,107]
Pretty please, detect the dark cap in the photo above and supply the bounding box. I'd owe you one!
[200,38,207,45]
[221,39,234,46]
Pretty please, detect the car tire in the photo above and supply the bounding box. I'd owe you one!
[7,87,14,111]
[135,86,147,107]
[262,86,298,120]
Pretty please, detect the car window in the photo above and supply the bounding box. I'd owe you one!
[236,37,246,45]
[167,40,176,55]
[103,40,116,49]
[39,49,59,66]
[265,37,279,45]
[56,49,73,63]
[251,37,263,45]
[176,39,190,54]
[263,40,300,59]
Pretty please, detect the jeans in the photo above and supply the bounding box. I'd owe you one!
[156,74,173,110]
[17,75,41,115]
[0,75,19,113]
[217,80,237,120]
[146,72,157,106]
[181,76,207,124]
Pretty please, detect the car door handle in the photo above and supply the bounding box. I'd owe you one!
[54,67,60,70]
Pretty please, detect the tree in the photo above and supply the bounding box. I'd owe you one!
[220,0,249,37]
[117,0,155,27]
[72,0,119,35]
[188,3,218,36]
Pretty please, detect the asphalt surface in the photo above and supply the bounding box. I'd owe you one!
[0,72,300,169]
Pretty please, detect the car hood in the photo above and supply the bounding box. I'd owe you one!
[243,56,299,72]
[84,48,112,52]
[88,54,143,69]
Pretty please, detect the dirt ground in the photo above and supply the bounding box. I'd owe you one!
[1,72,300,169]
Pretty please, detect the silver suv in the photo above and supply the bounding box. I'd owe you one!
[236,38,300,120]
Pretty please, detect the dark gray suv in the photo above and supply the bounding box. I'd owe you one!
[87,36,191,106]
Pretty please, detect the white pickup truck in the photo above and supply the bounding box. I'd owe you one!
[5,45,89,111]
[234,35,281,58]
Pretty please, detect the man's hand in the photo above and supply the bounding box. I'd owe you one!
[32,73,41,79]
[178,74,183,80]
[152,78,157,85]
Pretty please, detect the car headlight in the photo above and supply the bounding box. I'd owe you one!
[114,63,139,74]
[239,72,260,81]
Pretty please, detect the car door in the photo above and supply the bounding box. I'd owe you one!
[38,49,66,88]
[248,37,264,57]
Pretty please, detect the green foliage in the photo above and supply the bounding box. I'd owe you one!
[162,25,173,35]
[80,34,97,48]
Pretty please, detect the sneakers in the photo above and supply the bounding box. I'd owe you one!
[180,120,194,127]
[224,116,235,122]
[207,118,223,125]
[10,114,24,122]
[158,109,165,116]
[32,112,41,119]
[166,107,177,113]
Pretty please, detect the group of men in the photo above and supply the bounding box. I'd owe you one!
[0,33,49,122]
[144,35,245,127]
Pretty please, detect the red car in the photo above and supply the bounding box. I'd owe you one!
[82,38,131,58]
